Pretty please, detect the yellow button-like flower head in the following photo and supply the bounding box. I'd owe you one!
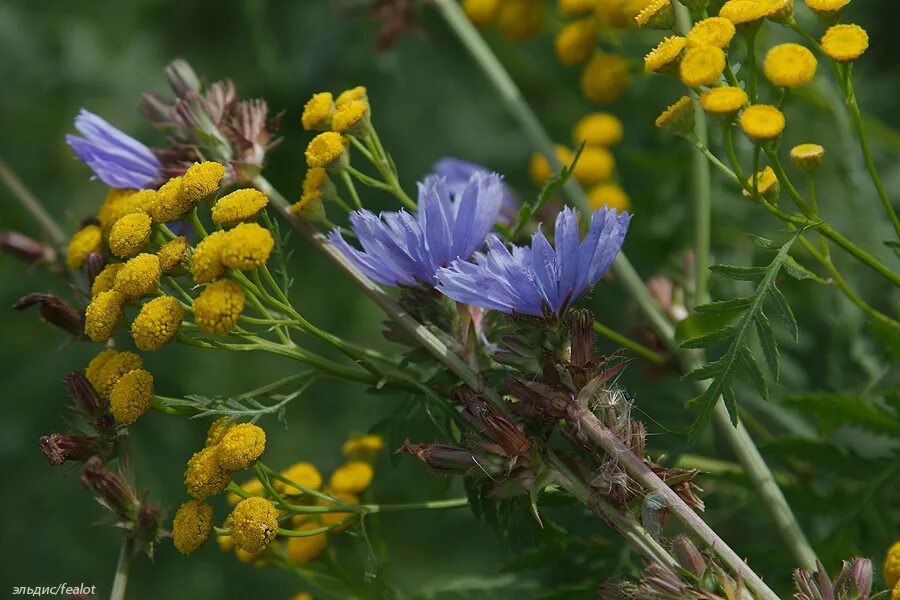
[331,100,371,136]
[699,86,749,116]
[276,462,324,495]
[635,0,673,28]
[194,279,246,335]
[86,349,142,400]
[740,104,785,142]
[109,212,152,258]
[342,434,385,458]
[211,189,269,227]
[687,17,736,48]
[572,146,615,186]
[719,0,770,25]
[588,183,631,212]
[217,423,266,471]
[91,263,123,297]
[152,176,193,223]
[789,143,825,171]
[109,368,153,425]
[305,132,347,169]
[131,295,183,351]
[821,24,868,62]
[286,522,327,564]
[97,189,137,233]
[644,36,687,73]
[655,96,695,136]
[804,0,849,14]
[680,45,726,88]
[227,497,279,554]
[764,43,817,88]
[555,19,597,66]
[66,225,102,269]
[158,236,188,274]
[84,290,125,342]
[883,541,900,589]
[114,253,161,300]
[529,145,575,186]
[328,461,374,494]
[302,92,335,132]
[572,112,623,147]
[221,223,275,271]
[206,416,236,448]
[497,0,544,40]
[742,166,780,201]
[463,0,501,27]
[185,446,232,500]
[581,54,630,103]
[191,230,227,284]
[335,86,368,108]
[172,499,213,555]
[181,162,226,205]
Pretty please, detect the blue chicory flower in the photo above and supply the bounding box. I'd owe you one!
[328,171,504,286]
[66,109,162,189]
[435,207,631,317]
[432,157,518,224]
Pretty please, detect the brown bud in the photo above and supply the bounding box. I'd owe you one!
[65,372,102,419]
[40,433,109,465]
[0,230,50,263]
[568,309,596,367]
[81,457,139,521]
[165,58,201,98]
[135,503,162,544]
[834,558,872,598]
[82,252,106,285]
[138,92,173,124]
[398,440,497,475]
[672,535,706,578]
[13,293,82,337]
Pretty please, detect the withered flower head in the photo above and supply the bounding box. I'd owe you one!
[398,440,493,475]
[13,293,82,337]
[0,230,51,264]
[80,456,139,521]
[65,371,103,420]
[40,433,110,466]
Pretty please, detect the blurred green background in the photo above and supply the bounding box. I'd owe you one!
[1,1,898,598]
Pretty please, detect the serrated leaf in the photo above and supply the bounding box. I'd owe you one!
[709,264,768,281]
[682,359,723,382]
[694,296,754,314]
[768,285,799,341]
[739,345,768,401]
[783,255,827,282]
[675,310,741,345]
[681,321,742,349]
[755,312,780,382]
[747,234,780,249]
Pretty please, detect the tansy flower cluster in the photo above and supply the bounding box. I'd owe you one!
[528,111,630,213]
[85,349,154,426]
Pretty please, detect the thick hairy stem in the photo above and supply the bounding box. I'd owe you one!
[569,404,780,600]
[432,0,815,571]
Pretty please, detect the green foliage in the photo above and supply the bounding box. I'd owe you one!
[681,234,802,437]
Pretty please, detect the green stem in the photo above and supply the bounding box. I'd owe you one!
[339,169,363,210]
[188,208,209,238]
[594,321,666,365]
[109,537,133,600]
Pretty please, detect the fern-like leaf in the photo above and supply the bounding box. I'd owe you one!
[681,234,801,437]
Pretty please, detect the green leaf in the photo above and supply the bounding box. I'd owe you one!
[780,393,900,437]
[529,469,554,529]
[768,285,799,341]
[694,296,754,314]
[747,234,780,249]
[682,359,723,382]
[739,345,768,401]
[507,144,585,239]
[675,310,741,345]
[709,264,768,281]
[755,312,780,382]
[783,255,829,283]
[681,321,742,349]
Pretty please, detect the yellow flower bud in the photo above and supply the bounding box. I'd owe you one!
[221,223,274,271]
[211,189,269,227]
[84,289,125,342]
[194,279,245,335]
[114,253,161,300]
[191,230,228,284]
[185,446,232,500]
[217,423,266,471]
[181,162,226,205]
[131,295,183,351]
[109,368,153,425]
[158,236,188,273]
[86,350,142,400]
[109,212,152,258]
[328,461,374,494]
[66,225,102,269]
[172,499,213,555]
[227,497,279,554]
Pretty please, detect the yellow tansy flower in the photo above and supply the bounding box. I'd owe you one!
[555,19,598,66]
[655,96,695,135]
[109,368,153,425]
[181,162,226,205]
[821,24,869,62]
[497,0,544,40]
[290,593,313,600]
[206,416,236,448]
[114,253,161,300]
[764,43,817,88]
[742,166,780,201]
[131,295,183,351]
[331,100,370,135]
[342,434,385,458]
[635,0,673,28]
[572,112,623,147]
[151,176,192,223]
[529,145,575,186]
[644,35,687,73]
[884,541,900,589]
[699,86,749,116]
[276,462,324,495]
[804,0,849,13]
[84,290,125,342]
[286,522,328,565]
[158,236,188,274]
[305,132,346,169]
[227,497,279,554]
[463,0,501,27]
[291,191,325,223]
[86,349,142,400]
[581,54,630,103]
[680,45,726,88]
[91,263,123,297]
[217,423,266,471]
[221,223,275,271]
[687,17,736,49]
[740,104,785,142]
[191,230,228,284]
[97,189,137,233]
[194,279,246,335]
[719,0,770,26]
[66,225,102,269]
[572,146,615,186]
[185,446,232,500]
[335,86,368,108]
[789,143,825,171]
[172,499,213,555]
[211,189,269,227]
[328,461,374,494]
[302,92,334,132]
[588,183,631,212]
[109,212,152,258]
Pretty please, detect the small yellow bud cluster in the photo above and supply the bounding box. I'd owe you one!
[301,86,372,173]
[184,420,266,500]
[84,349,153,425]
[580,54,630,104]
[190,225,274,285]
